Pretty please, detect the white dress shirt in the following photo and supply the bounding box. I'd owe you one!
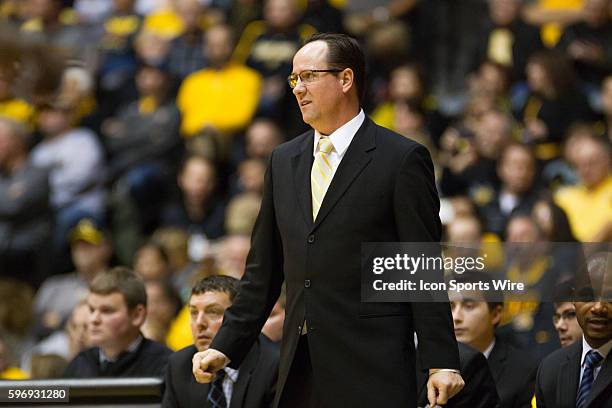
[222,366,239,405]
[579,336,612,383]
[312,109,366,180]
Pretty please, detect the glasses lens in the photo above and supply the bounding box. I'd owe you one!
[288,74,297,88]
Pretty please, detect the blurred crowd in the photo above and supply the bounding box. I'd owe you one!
[0,0,611,389]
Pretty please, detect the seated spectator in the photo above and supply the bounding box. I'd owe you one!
[177,24,262,142]
[231,118,284,167]
[515,50,593,161]
[553,301,583,348]
[233,0,316,116]
[161,155,226,242]
[0,117,51,287]
[233,158,265,196]
[556,0,612,93]
[24,300,91,371]
[164,276,279,408]
[522,0,584,47]
[214,235,250,279]
[450,273,538,408]
[477,143,540,238]
[468,59,512,113]
[64,266,172,377]
[554,132,612,241]
[30,354,68,379]
[34,218,112,337]
[30,98,107,254]
[0,335,28,379]
[104,61,181,230]
[0,278,35,370]
[141,279,182,344]
[371,63,447,144]
[162,0,209,80]
[20,0,84,60]
[133,241,172,281]
[0,63,36,126]
[97,0,142,109]
[440,109,511,199]
[225,192,262,236]
[535,252,612,408]
[472,0,543,81]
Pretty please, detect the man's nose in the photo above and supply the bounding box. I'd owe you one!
[292,78,306,95]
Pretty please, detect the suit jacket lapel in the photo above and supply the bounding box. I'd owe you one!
[557,341,581,407]
[312,118,375,231]
[291,132,314,229]
[584,351,612,407]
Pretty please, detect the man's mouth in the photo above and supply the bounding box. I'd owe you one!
[300,100,311,107]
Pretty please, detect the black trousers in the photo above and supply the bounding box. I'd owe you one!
[278,335,324,408]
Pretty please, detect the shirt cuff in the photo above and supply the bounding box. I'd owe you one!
[428,368,461,376]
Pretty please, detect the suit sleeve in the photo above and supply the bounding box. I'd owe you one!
[534,363,546,408]
[211,152,284,367]
[393,143,460,371]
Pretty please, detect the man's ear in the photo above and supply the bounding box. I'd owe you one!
[491,304,503,327]
[340,68,354,94]
[131,304,147,327]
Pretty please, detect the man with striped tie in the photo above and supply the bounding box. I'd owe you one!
[535,252,612,408]
[192,33,463,407]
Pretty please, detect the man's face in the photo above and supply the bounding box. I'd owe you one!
[553,302,583,347]
[205,26,233,67]
[575,300,612,348]
[292,41,344,132]
[189,291,232,352]
[71,241,110,276]
[499,146,535,194]
[87,292,143,349]
[67,303,91,355]
[450,291,500,352]
[179,158,216,205]
[572,139,610,189]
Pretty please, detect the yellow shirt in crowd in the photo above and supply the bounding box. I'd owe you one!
[554,176,612,241]
[0,98,36,126]
[177,63,261,137]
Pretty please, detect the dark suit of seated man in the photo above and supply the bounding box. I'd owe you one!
[64,267,172,377]
[536,258,612,408]
[417,342,500,408]
[449,274,538,408]
[163,276,279,408]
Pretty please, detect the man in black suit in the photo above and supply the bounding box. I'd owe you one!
[535,252,612,408]
[192,33,463,407]
[449,274,537,408]
[163,276,278,408]
[417,342,500,408]
[64,267,172,378]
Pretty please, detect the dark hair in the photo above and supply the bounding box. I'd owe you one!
[191,275,239,302]
[448,272,504,311]
[528,50,576,97]
[304,33,366,104]
[89,267,147,310]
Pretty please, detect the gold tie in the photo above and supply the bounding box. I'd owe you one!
[311,136,334,220]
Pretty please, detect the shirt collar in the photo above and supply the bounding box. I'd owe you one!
[313,109,365,158]
[483,339,496,359]
[224,366,239,383]
[99,334,143,363]
[581,335,612,366]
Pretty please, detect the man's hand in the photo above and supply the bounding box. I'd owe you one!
[427,371,464,406]
[192,349,230,383]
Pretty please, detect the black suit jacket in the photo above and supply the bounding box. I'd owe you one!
[536,340,612,408]
[210,117,460,407]
[417,342,499,408]
[163,335,279,408]
[488,338,538,408]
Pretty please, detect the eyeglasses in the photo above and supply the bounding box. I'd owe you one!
[287,69,343,88]
[552,310,576,324]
